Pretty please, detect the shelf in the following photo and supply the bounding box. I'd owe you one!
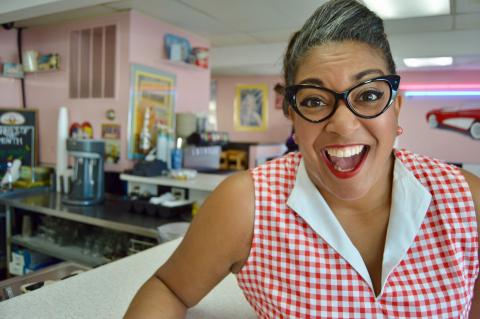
[24,68,60,74]
[0,75,23,79]
[0,70,59,79]
[160,58,208,71]
[120,172,228,192]
[11,235,110,267]
[0,192,164,239]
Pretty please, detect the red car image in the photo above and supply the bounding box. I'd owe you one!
[426,105,480,140]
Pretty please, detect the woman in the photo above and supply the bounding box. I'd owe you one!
[125,0,480,317]
[240,92,263,127]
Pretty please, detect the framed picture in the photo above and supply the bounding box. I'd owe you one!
[234,84,268,131]
[0,109,38,176]
[128,64,176,159]
[102,124,121,164]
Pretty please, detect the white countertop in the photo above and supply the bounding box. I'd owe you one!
[120,173,229,192]
[0,239,256,319]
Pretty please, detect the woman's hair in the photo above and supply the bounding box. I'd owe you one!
[282,0,396,116]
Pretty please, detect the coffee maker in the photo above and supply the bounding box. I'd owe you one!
[63,139,105,206]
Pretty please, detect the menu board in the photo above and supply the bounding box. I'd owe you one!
[0,109,38,175]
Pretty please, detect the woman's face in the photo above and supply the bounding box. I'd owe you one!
[292,41,402,201]
[244,94,257,112]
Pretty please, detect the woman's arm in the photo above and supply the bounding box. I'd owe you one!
[124,274,188,318]
[461,169,480,319]
[124,171,255,318]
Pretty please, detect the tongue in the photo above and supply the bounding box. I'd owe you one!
[328,153,362,171]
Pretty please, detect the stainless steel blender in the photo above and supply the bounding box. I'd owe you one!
[63,139,105,206]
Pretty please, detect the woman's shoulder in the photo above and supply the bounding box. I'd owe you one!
[396,148,479,211]
[460,168,480,214]
[395,148,465,179]
[152,171,255,307]
[251,151,302,177]
[197,171,256,272]
[395,148,454,169]
[213,170,255,216]
[460,169,480,246]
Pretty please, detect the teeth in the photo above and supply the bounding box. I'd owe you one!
[325,145,364,158]
[345,148,352,157]
[334,165,351,172]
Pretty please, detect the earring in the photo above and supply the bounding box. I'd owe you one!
[396,126,403,136]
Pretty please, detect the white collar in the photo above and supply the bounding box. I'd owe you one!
[286,156,432,296]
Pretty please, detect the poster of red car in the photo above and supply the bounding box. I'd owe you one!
[426,105,480,140]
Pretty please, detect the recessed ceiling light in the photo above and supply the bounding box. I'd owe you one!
[362,0,450,19]
[403,57,453,68]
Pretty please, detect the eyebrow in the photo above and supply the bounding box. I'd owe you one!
[299,78,324,86]
[354,69,385,81]
[298,69,386,87]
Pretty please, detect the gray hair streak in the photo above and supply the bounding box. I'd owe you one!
[282,0,396,116]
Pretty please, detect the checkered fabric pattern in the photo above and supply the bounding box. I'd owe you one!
[236,149,478,318]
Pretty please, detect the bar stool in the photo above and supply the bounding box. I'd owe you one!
[227,150,247,170]
[219,151,229,170]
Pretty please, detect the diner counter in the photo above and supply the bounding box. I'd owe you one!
[0,238,257,318]
[120,173,229,192]
[120,172,232,206]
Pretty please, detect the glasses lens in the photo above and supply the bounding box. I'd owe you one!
[295,88,335,122]
[348,80,392,117]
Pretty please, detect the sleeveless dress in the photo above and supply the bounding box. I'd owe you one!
[236,149,478,318]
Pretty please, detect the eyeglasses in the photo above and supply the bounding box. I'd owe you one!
[285,75,401,123]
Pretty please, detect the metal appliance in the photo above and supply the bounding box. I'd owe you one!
[63,139,105,206]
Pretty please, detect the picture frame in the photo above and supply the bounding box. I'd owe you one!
[127,64,176,159]
[0,108,38,176]
[234,84,268,131]
[102,123,121,164]
[2,63,24,78]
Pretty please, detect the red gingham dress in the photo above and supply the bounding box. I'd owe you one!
[236,149,478,318]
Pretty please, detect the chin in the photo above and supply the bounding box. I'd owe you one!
[324,184,371,202]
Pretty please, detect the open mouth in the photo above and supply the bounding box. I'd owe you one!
[322,145,369,178]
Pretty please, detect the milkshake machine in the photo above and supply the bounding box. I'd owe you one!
[63,139,105,206]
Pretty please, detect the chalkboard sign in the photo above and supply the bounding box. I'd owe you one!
[0,109,38,176]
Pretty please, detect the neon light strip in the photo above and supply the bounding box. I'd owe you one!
[404,91,480,97]
[401,83,480,90]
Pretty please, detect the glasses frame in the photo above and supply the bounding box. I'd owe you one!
[285,75,401,123]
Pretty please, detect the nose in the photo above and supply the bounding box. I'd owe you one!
[324,99,361,136]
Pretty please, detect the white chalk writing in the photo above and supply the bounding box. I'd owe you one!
[0,126,33,146]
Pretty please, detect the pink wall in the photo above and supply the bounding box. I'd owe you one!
[1,10,210,172]
[129,11,210,113]
[214,75,291,143]
[5,14,477,168]
[397,70,480,164]
[21,12,131,171]
[0,28,23,108]
[214,70,479,164]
